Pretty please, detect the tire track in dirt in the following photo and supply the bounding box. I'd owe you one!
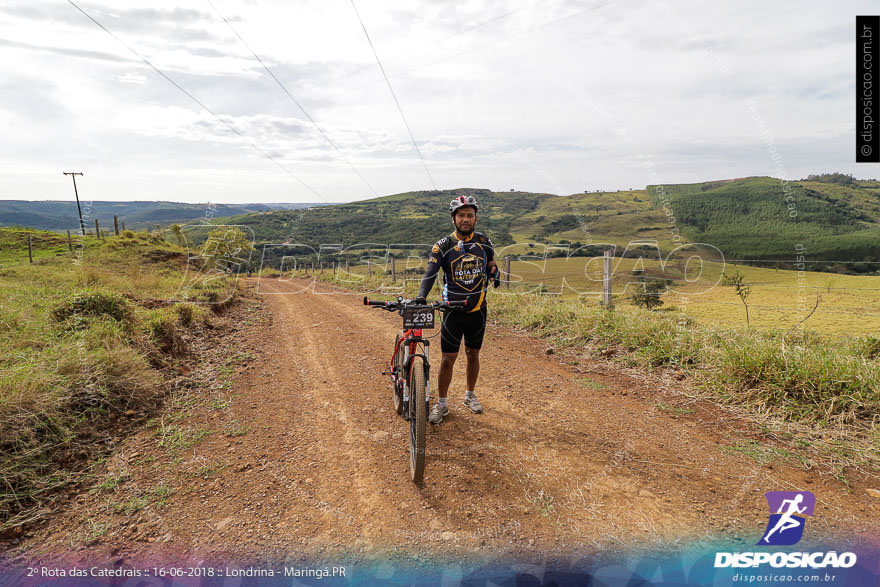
[264,278,405,545]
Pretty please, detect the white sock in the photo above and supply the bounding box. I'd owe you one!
[465,390,475,399]
[438,396,447,408]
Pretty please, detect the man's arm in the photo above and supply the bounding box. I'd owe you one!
[483,235,499,286]
[416,244,442,300]
[484,234,495,263]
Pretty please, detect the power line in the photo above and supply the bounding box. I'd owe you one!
[348,0,436,189]
[326,0,626,104]
[205,0,378,198]
[320,0,555,87]
[427,0,555,50]
[66,0,326,200]
[233,0,558,119]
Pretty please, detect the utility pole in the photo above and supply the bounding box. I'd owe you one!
[63,172,85,236]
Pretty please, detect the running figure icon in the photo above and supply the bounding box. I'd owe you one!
[761,493,806,543]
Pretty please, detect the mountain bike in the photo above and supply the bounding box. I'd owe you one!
[363,296,466,483]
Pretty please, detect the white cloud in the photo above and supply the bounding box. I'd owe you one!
[0,0,872,203]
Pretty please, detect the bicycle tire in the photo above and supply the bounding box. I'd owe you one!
[392,334,404,416]
[409,355,427,483]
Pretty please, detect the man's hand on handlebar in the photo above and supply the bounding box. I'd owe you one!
[411,296,426,305]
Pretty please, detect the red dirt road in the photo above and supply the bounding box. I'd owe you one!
[8,277,878,566]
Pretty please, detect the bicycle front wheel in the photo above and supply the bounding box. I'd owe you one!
[408,355,427,483]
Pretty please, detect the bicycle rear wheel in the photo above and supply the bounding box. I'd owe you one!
[408,355,427,483]
[392,334,404,416]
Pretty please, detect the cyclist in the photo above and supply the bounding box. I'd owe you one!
[412,195,499,424]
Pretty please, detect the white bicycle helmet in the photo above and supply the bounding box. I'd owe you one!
[449,195,479,215]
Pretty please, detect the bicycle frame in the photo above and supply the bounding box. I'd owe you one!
[391,329,431,415]
[363,296,465,483]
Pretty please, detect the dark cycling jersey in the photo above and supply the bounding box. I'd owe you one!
[417,230,495,312]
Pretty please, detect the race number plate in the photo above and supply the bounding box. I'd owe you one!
[402,307,435,329]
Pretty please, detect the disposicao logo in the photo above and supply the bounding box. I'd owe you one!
[759,491,815,546]
[714,491,858,570]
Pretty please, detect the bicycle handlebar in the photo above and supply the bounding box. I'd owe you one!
[363,296,467,311]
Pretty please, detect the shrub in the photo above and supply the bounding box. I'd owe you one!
[52,289,132,323]
[1,325,160,526]
[630,279,665,310]
[172,302,202,326]
[143,309,186,355]
[851,335,880,359]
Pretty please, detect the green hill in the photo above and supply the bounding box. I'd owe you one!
[12,175,870,274]
[208,187,672,252]
[206,177,880,273]
[650,176,880,269]
[213,189,557,247]
[507,189,676,249]
[0,200,321,232]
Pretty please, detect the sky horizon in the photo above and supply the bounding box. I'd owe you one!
[3,171,880,206]
[1,1,878,204]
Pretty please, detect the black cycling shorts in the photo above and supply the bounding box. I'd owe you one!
[440,307,487,353]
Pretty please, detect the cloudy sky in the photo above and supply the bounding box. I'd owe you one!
[0,1,874,204]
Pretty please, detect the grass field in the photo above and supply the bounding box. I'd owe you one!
[0,227,80,265]
[503,256,880,336]
[298,251,880,336]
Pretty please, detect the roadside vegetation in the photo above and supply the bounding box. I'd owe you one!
[303,268,880,478]
[0,227,244,531]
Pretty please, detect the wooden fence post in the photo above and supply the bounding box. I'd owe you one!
[121,221,125,231]
[391,257,396,282]
[27,235,33,263]
[67,229,72,251]
[113,215,119,236]
[94,219,100,239]
[504,256,511,290]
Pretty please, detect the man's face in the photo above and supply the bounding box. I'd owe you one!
[453,207,477,235]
